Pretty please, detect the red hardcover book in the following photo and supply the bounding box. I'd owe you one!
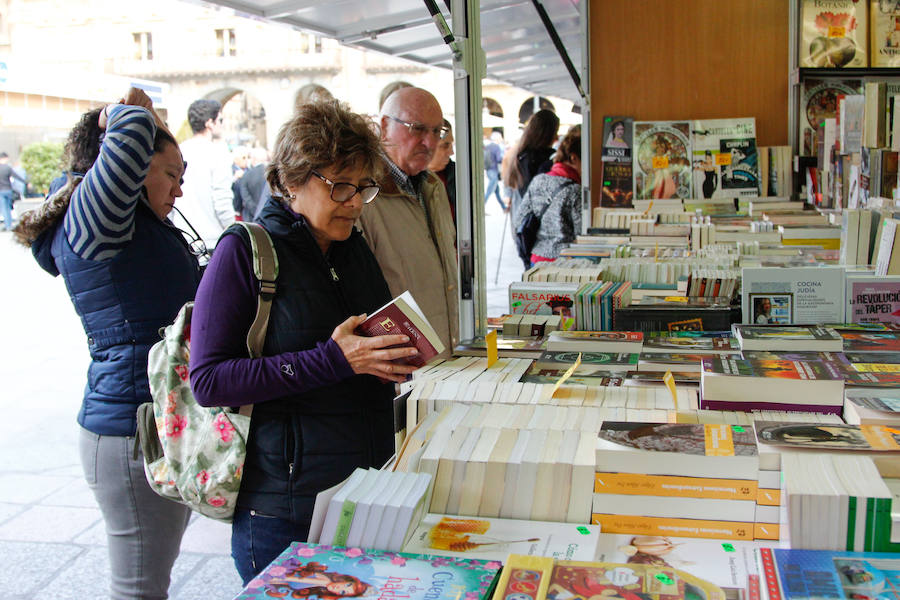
[355,291,444,367]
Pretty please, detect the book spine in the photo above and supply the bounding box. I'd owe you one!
[333,500,356,547]
[590,513,756,540]
[594,472,758,500]
[699,399,843,415]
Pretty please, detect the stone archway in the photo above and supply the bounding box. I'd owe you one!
[517,96,556,125]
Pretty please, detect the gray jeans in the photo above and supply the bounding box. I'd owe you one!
[79,426,191,599]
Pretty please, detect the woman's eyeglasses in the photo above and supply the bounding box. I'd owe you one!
[169,205,209,259]
[310,171,380,204]
[386,115,450,140]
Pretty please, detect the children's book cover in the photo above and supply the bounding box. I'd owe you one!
[691,119,759,199]
[800,79,863,156]
[758,548,900,600]
[235,542,501,600]
[633,121,692,200]
[546,559,726,600]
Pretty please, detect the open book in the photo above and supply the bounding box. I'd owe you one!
[356,290,445,367]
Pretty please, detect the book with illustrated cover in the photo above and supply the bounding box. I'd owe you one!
[595,422,759,480]
[402,514,601,562]
[546,558,726,600]
[509,282,581,320]
[800,0,867,68]
[642,335,738,355]
[519,366,624,386]
[754,421,900,452]
[624,371,701,385]
[600,116,634,208]
[633,121,692,200]
[741,266,846,325]
[732,324,843,352]
[801,79,863,156]
[594,534,765,598]
[691,118,759,199]
[700,356,845,413]
[841,331,900,353]
[871,0,900,67]
[356,290,444,367]
[534,350,639,373]
[757,548,900,600]
[235,542,501,600]
[844,350,900,364]
[546,330,643,353]
[637,353,725,373]
[845,276,900,325]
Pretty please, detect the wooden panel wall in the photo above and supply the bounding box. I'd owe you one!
[589,0,789,207]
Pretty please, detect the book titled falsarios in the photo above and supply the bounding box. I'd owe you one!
[236,542,502,600]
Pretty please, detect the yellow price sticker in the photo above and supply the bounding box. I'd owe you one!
[652,156,669,169]
[716,152,732,166]
[551,352,582,397]
[664,296,688,302]
[663,370,678,405]
[485,330,498,368]
[827,25,846,38]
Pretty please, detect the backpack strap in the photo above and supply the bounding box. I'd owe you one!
[232,221,279,359]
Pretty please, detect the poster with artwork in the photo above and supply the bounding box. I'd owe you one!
[691,118,759,198]
[633,121,692,200]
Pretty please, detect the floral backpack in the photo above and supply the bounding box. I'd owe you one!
[136,221,278,522]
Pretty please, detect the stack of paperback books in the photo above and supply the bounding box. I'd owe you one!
[592,422,780,541]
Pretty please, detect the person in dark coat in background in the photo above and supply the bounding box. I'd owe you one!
[501,109,560,266]
[429,118,456,225]
[188,99,419,584]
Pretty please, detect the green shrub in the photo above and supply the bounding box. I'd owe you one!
[20,141,64,195]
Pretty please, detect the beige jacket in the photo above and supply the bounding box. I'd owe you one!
[357,171,459,355]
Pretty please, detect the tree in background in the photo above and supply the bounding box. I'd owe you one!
[21,142,64,195]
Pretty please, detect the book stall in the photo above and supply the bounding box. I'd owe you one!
[232,2,900,600]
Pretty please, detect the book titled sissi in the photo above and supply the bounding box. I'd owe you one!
[356,291,445,367]
[235,542,502,600]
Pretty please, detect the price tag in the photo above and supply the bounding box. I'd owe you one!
[733,426,746,433]
[485,330,498,368]
[827,25,846,38]
[715,152,732,166]
[655,574,675,585]
[664,296,688,302]
[576,526,590,535]
[652,156,669,169]
[722,543,736,552]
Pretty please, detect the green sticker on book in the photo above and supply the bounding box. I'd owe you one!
[732,426,746,433]
[655,574,674,585]
[576,526,590,535]
[512,301,521,307]
[722,543,735,552]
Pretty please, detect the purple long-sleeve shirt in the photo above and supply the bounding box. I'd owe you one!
[189,232,354,407]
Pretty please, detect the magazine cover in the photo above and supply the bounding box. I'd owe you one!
[846,278,900,325]
[691,119,759,199]
[547,559,726,600]
[800,0,867,68]
[633,121,692,200]
[600,116,635,208]
[235,542,501,600]
[800,79,863,156]
[759,548,900,600]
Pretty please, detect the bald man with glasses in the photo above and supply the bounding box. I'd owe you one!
[357,87,459,355]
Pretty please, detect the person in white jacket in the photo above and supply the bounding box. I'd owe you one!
[172,98,235,253]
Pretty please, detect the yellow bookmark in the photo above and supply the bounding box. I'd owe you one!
[485,330,498,368]
[663,370,678,405]
[551,352,582,398]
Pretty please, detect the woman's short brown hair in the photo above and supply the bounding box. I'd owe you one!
[266,100,385,200]
[555,124,581,164]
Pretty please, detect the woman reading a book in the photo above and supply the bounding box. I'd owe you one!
[188,100,419,584]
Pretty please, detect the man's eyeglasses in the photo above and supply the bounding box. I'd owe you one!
[386,115,450,140]
[311,171,380,204]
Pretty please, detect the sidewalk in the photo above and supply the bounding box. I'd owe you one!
[0,204,522,599]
